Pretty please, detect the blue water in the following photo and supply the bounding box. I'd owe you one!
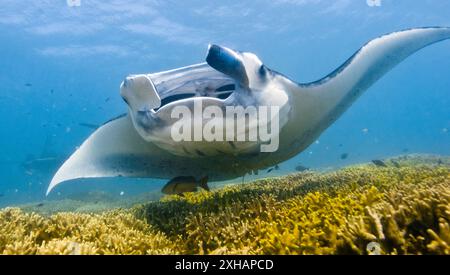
[0,0,449,206]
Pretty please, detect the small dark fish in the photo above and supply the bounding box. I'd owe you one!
[295,165,309,172]
[0,193,4,198]
[50,89,54,94]
[36,203,44,207]
[161,176,209,195]
[391,160,401,168]
[79,123,100,129]
[275,164,280,170]
[372,160,387,167]
[267,168,274,173]
[402,148,409,153]
[25,83,32,87]
[339,144,343,147]
[437,159,443,165]
[340,153,349,160]
[105,97,110,102]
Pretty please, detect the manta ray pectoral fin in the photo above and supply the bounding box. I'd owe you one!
[46,115,169,195]
[206,44,249,87]
[294,27,450,131]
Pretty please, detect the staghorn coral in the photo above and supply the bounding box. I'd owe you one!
[339,172,450,255]
[1,154,449,255]
[135,157,450,255]
[0,208,177,255]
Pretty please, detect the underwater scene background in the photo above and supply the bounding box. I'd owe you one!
[0,1,449,254]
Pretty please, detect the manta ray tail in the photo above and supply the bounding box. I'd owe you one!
[294,27,450,134]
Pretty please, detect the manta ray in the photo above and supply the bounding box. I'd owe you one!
[47,27,450,195]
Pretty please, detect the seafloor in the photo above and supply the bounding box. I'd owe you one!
[0,154,449,255]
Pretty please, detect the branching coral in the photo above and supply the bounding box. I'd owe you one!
[135,157,450,255]
[339,171,450,254]
[0,208,176,254]
[1,155,449,255]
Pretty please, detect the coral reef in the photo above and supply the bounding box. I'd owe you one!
[0,208,176,254]
[0,155,449,254]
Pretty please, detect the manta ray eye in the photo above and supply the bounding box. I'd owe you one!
[258,65,267,78]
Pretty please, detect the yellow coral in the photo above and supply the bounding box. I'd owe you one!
[136,158,450,255]
[1,155,449,255]
[0,208,177,255]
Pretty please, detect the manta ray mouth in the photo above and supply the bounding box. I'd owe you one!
[147,63,236,111]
